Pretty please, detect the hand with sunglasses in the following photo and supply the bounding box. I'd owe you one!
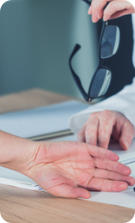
[78,110,135,150]
[88,0,135,23]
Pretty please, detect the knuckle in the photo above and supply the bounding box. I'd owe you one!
[109,1,117,10]
[99,137,108,147]
[124,120,135,131]
[102,110,112,115]
[101,110,115,120]
[90,112,98,118]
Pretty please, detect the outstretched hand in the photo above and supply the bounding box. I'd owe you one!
[24,141,135,198]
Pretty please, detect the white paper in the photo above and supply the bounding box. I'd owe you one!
[110,141,135,165]
[0,101,89,138]
[89,162,135,209]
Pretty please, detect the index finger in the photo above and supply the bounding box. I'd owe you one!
[94,158,131,176]
[86,144,119,161]
[89,0,111,22]
[103,0,133,21]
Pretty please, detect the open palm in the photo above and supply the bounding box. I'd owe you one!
[25,141,135,198]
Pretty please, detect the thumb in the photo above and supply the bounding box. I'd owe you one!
[48,184,91,199]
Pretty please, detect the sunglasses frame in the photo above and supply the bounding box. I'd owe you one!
[69,0,120,102]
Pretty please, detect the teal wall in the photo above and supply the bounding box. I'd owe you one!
[0,0,98,98]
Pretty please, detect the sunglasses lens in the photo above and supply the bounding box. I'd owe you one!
[101,25,120,59]
[89,68,112,98]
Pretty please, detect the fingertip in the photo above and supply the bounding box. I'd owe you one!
[123,166,131,176]
[77,189,91,199]
[92,16,99,23]
[103,14,109,21]
[112,153,119,161]
[129,177,135,186]
[118,182,128,192]
[88,7,92,15]
[81,191,91,199]
[120,140,129,151]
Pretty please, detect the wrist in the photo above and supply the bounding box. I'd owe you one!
[0,131,37,174]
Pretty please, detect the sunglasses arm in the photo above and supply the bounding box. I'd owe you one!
[69,44,89,101]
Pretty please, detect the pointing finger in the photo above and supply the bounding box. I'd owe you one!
[91,0,109,22]
[85,117,99,145]
[98,116,114,149]
[86,144,119,161]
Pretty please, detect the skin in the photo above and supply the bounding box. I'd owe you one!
[88,0,135,22]
[0,131,135,198]
[78,110,135,150]
[0,0,135,201]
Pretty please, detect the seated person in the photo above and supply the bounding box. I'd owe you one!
[70,0,135,151]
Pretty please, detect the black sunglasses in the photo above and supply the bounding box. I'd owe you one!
[69,0,120,102]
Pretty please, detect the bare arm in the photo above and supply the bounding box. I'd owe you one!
[0,131,134,198]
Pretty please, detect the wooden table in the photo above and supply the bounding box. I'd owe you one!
[0,89,134,223]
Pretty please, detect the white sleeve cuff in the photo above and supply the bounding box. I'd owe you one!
[128,0,135,8]
[70,78,135,133]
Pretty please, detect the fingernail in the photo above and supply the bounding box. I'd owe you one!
[124,167,131,175]
[124,143,129,150]
[82,192,91,199]
[119,183,128,191]
[98,14,101,19]
[79,192,91,199]
[88,7,92,14]
[129,177,135,186]
[113,154,119,161]
[111,152,119,161]
[92,18,98,23]
[103,16,107,21]
[88,10,91,15]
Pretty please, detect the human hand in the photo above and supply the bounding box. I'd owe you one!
[78,110,135,150]
[88,0,135,22]
[23,141,135,199]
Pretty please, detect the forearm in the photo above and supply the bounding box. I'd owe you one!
[0,131,36,173]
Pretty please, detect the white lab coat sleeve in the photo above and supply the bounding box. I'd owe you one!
[70,77,135,133]
[128,0,135,8]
